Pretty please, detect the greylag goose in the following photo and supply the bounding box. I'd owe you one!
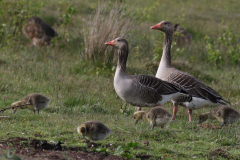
[77,121,111,141]
[11,93,51,114]
[174,23,192,47]
[198,105,239,127]
[150,21,230,122]
[105,37,188,110]
[23,16,57,47]
[134,106,172,130]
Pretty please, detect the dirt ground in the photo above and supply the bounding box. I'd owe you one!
[0,137,137,160]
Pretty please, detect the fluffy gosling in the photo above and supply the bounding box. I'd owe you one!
[133,107,172,130]
[11,93,51,114]
[77,121,111,141]
[198,105,240,127]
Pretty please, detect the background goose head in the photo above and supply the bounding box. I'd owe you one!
[150,21,174,34]
[105,37,128,52]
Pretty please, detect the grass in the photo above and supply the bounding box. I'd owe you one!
[0,0,240,159]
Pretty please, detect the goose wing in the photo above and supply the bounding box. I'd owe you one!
[130,75,186,104]
[168,71,229,104]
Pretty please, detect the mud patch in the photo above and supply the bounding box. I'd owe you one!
[197,123,221,130]
[0,137,131,160]
[209,148,230,159]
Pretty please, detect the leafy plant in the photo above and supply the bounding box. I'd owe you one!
[93,147,108,153]
[0,0,44,47]
[205,22,240,67]
[204,35,222,66]
[114,142,138,159]
[0,150,22,160]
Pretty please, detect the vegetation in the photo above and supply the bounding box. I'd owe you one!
[0,0,240,159]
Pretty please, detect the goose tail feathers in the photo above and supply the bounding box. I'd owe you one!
[217,98,231,105]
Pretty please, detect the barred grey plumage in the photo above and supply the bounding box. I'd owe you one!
[151,21,230,122]
[105,37,188,109]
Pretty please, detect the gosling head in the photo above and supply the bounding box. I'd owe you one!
[77,124,87,139]
[133,111,145,125]
[11,101,24,114]
[150,21,174,34]
[198,113,209,124]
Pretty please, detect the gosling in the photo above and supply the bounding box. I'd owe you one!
[11,93,51,114]
[23,16,57,47]
[77,121,111,141]
[198,105,240,127]
[133,107,172,130]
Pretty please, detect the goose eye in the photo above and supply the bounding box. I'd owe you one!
[117,39,120,42]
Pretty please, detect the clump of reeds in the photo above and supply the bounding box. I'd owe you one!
[84,1,136,67]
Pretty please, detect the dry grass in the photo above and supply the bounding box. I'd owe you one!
[83,1,137,66]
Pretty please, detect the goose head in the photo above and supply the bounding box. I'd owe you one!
[105,37,128,51]
[133,111,145,125]
[198,113,209,124]
[174,23,180,32]
[150,21,174,33]
[77,124,87,138]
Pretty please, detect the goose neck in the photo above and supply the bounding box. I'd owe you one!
[159,32,173,68]
[117,48,128,73]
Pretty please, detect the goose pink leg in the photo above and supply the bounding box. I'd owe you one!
[172,106,178,120]
[188,109,192,122]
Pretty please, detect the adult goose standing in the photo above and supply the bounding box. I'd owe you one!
[150,21,230,122]
[105,37,188,110]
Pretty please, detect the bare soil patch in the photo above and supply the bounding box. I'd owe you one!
[0,137,132,160]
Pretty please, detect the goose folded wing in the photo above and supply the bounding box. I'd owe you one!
[133,75,185,95]
[168,72,229,104]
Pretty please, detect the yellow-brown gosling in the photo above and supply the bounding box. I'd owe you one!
[133,107,172,130]
[198,105,240,127]
[11,93,51,114]
[77,121,111,141]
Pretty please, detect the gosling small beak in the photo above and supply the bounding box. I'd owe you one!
[150,23,161,30]
[105,40,115,46]
[82,134,85,139]
[135,120,138,125]
[198,121,202,124]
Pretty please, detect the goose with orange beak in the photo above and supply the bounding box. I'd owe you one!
[105,37,188,111]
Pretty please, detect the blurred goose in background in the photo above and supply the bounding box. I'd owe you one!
[174,23,192,47]
[23,16,57,47]
[11,93,51,114]
[198,105,239,127]
[77,121,111,141]
[134,107,172,130]
[105,37,188,111]
[150,21,230,122]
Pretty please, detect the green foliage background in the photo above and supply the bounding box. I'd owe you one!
[0,0,240,159]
